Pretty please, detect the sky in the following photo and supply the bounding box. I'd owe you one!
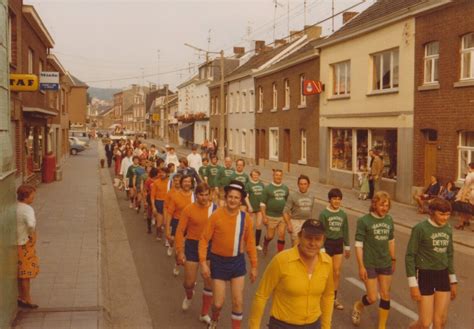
[26,0,375,91]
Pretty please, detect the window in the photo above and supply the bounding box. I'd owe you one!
[300,130,307,162]
[241,130,246,153]
[272,83,277,110]
[8,15,12,64]
[236,91,240,113]
[229,129,233,150]
[461,33,474,80]
[284,79,290,109]
[424,41,439,84]
[258,87,263,112]
[39,60,43,74]
[371,129,397,179]
[249,90,255,112]
[331,129,352,171]
[459,131,474,180]
[224,94,228,114]
[269,128,279,160]
[229,93,233,113]
[211,97,215,115]
[299,74,306,106]
[28,48,34,74]
[235,129,239,152]
[216,97,220,115]
[332,61,351,96]
[242,91,247,113]
[372,48,399,91]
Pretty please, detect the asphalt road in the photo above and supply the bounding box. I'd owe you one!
[111,168,473,329]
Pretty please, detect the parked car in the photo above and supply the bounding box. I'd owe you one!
[69,136,86,146]
[69,131,90,146]
[69,138,86,155]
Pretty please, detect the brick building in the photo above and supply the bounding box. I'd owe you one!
[254,31,322,176]
[413,0,474,187]
[208,82,227,154]
[68,75,88,129]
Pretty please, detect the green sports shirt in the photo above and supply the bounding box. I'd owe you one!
[245,180,265,212]
[231,171,249,186]
[207,164,222,187]
[218,167,235,187]
[319,207,350,248]
[261,183,289,217]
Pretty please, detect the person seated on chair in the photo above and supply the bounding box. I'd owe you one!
[413,175,440,214]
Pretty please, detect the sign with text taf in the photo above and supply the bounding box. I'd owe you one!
[10,74,38,92]
[302,79,323,95]
[40,72,60,91]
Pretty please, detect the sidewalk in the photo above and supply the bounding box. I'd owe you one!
[146,138,474,249]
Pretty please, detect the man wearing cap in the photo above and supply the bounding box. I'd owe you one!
[249,219,335,329]
[199,180,258,329]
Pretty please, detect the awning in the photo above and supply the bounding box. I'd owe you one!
[179,122,194,141]
[23,107,58,116]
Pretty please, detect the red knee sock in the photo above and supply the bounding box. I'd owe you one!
[277,240,285,252]
[231,312,243,329]
[211,306,221,322]
[201,289,213,316]
[185,287,194,300]
[263,237,271,247]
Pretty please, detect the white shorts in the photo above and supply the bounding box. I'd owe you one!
[291,219,305,240]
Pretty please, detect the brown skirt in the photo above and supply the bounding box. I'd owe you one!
[18,233,40,279]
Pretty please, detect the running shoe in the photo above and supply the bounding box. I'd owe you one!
[199,315,211,325]
[207,320,218,329]
[256,245,263,251]
[181,296,192,311]
[165,240,170,248]
[173,265,180,276]
[155,236,162,241]
[351,302,362,326]
[334,299,344,310]
[167,246,173,257]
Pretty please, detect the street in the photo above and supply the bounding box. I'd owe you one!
[109,165,474,329]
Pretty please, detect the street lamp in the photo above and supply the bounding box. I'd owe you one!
[184,43,225,161]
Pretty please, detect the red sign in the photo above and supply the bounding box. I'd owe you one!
[303,80,323,95]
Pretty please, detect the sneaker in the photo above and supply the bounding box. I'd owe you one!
[155,236,162,241]
[256,245,263,251]
[351,302,362,326]
[167,246,173,257]
[165,240,170,248]
[129,203,134,209]
[173,265,180,276]
[334,299,344,310]
[199,314,211,325]
[207,320,218,329]
[182,296,192,311]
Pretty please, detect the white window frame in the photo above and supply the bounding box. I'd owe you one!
[299,74,306,107]
[236,91,240,113]
[332,60,351,96]
[283,79,290,110]
[235,129,239,153]
[242,91,247,113]
[269,127,279,161]
[299,129,307,164]
[458,132,474,181]
[241,130,246,154]
[372,48,399,91]
[272,83,277,111]
[229,93,233,113]
[229,129,233,150]
[28,48,33,74]
[258,87,263,112]
[461,33,474,80]
[424,41,439,84]
[249,89,255,112]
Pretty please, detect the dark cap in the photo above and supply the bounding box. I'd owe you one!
[301,219,325,236]
[224,180,247,198]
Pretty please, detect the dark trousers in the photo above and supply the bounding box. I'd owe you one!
[106,155,113,167]
[368,178,375,199]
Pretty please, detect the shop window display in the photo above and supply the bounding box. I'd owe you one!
[357,130,368,172]
[371,129,397,179]
[331,129,352,171]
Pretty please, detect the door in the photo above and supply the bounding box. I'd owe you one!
[423,129,438,186]
[283,129,291,172]
[255,130,260,165]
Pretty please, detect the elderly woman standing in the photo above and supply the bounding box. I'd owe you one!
[16,184,39,308]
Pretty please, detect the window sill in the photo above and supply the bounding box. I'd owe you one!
[454,79,474,88]
[366,88,399,97]
[298,159,307,165]
[328,95,350,101]
[270,109,277,113]
[418,83,440,91]
[298,104,307,109]
[282,107,290,111]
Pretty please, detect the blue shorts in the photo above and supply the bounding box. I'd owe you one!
[210,253,246,281]
[185,239,211,262]
[154,200,164,214]
[366,267,393,279]
[170,218,179,236]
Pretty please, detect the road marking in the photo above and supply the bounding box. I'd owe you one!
[345,277,418,321]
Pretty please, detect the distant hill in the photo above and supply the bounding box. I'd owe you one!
[88,87,121,100]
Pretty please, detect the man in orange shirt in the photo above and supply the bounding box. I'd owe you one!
[199,180,258,329]
[151,167,170,241]
[166,174,195,276]
[175,183,217,325]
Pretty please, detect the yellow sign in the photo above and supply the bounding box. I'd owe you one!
[152,113,160,122]
[10,74,39,92]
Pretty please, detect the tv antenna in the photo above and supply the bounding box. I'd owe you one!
[273,0,284,40]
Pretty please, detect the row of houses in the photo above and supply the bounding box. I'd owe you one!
[171,0,473,204]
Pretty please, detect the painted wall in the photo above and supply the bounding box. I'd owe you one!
[0,1,20,326]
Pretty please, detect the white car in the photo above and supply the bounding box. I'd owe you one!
[69,136,86,147]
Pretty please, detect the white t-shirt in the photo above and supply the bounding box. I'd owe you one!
[17,202,36,245]
[165,153,180,169]
[187,152,202,171]
[120,156,133,177]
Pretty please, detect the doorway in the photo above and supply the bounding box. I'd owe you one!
[423,129,438,186]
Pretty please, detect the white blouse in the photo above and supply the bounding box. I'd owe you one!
[16,202,36,245]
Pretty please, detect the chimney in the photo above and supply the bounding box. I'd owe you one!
[304,25,322,40]
[233,46,245,57]
[289,30,304,41]
[274,39,287,47]
[343,11,358,24]
[255,40,265,53]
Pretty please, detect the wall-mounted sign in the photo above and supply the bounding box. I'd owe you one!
[40,72,59,91]
[302,79,323,95]
[10,74,38,92]
[152,113,160,122]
